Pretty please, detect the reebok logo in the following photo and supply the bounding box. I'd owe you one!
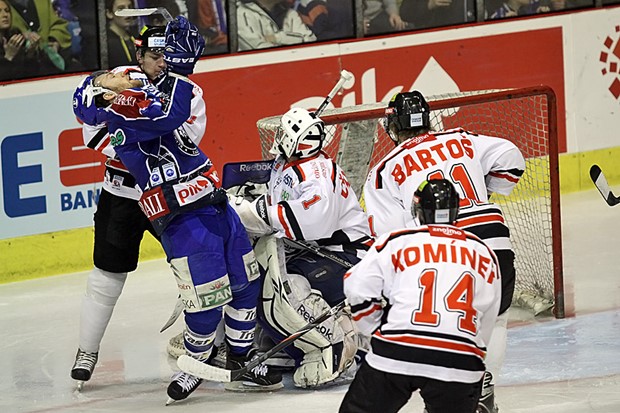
[240,163,271,171]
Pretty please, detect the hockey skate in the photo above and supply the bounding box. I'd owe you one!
[166,369,203,405]
[70,349,98,391]
[224,350,284,392]
[476,371,499,413]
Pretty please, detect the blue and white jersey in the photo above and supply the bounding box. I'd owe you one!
[82,66,206,200]
[101,73,225,234]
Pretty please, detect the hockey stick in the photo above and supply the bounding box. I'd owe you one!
[283,238,354,269]
[177,301,346,382]
[160,295,184,333]
[114,7,174,23]
[590,164,620,206]
[314,70,353,116]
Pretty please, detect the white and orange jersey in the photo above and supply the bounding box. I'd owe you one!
[266,152,373,257]
[364,128,525,237]
[81,66,207,200]
[456,202,511,251]
[344,224,501,383]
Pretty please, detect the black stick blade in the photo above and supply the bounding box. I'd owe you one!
[590,164,620,206]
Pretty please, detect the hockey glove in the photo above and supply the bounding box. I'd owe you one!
[228,194,273,237]
[164,16,205,76]
[226,182,269,202]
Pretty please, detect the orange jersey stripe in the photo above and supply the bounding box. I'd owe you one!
[353,303,383,321]
[374,331,486,358]
[457,213,505,227]
[277,204,293,239]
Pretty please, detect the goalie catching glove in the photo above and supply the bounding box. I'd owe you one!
[164,15,205,76]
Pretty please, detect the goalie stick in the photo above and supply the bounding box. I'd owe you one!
[314,70,353,116]
[114,7,174,23]
[590,165,620,207]
[283,238,354,269]
[177,301,346,382]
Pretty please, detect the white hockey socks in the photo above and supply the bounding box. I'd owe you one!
[78,267,127,352]
[484,311,509,383]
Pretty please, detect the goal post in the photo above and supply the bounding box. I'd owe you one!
[256,85,564,319]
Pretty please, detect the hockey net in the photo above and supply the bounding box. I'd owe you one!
[256,86,564,318]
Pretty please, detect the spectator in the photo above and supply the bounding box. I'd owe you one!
[400,0,474,30]
[487,0,549,19]
[7,0,71,75]
[52,0,80,55]
[187,0,229,54]
[363,0,408,35]
[105,0,139,68]
[0,0,26,80]
[296,0,354,41]
[237,0,316,51]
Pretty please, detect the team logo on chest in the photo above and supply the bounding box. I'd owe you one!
[110,129,126,146]
[174,127,199,156]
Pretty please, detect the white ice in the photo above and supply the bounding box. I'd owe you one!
[0,188,619,413]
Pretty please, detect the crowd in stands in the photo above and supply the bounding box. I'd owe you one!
[0,0,607,82]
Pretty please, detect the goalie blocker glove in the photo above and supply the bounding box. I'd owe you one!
[164,15,205,76]
[228,193,273,237]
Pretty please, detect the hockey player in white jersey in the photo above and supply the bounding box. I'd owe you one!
[229,107,373,388]
[340,179,501,413]
[363,91,525,413]
[70,25,207,389]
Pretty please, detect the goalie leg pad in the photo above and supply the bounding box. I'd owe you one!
[255,235,358,387]
[79,267,127,352]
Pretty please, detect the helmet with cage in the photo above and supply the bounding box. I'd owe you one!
[270,108,325,159]
[412,179,460,225]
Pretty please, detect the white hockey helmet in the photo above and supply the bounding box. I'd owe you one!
[270,108,325,159]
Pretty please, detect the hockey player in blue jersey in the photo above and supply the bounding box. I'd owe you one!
[72,15,282,404]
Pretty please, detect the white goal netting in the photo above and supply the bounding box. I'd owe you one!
[256,86,564,318]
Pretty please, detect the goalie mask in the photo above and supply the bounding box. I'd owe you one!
[270,108,325,159]
[412,179,460,225]
[384,91,431,142]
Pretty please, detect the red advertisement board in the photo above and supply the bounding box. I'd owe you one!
[193,27,565,171]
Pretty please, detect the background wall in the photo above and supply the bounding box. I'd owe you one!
[1,7,618,282]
